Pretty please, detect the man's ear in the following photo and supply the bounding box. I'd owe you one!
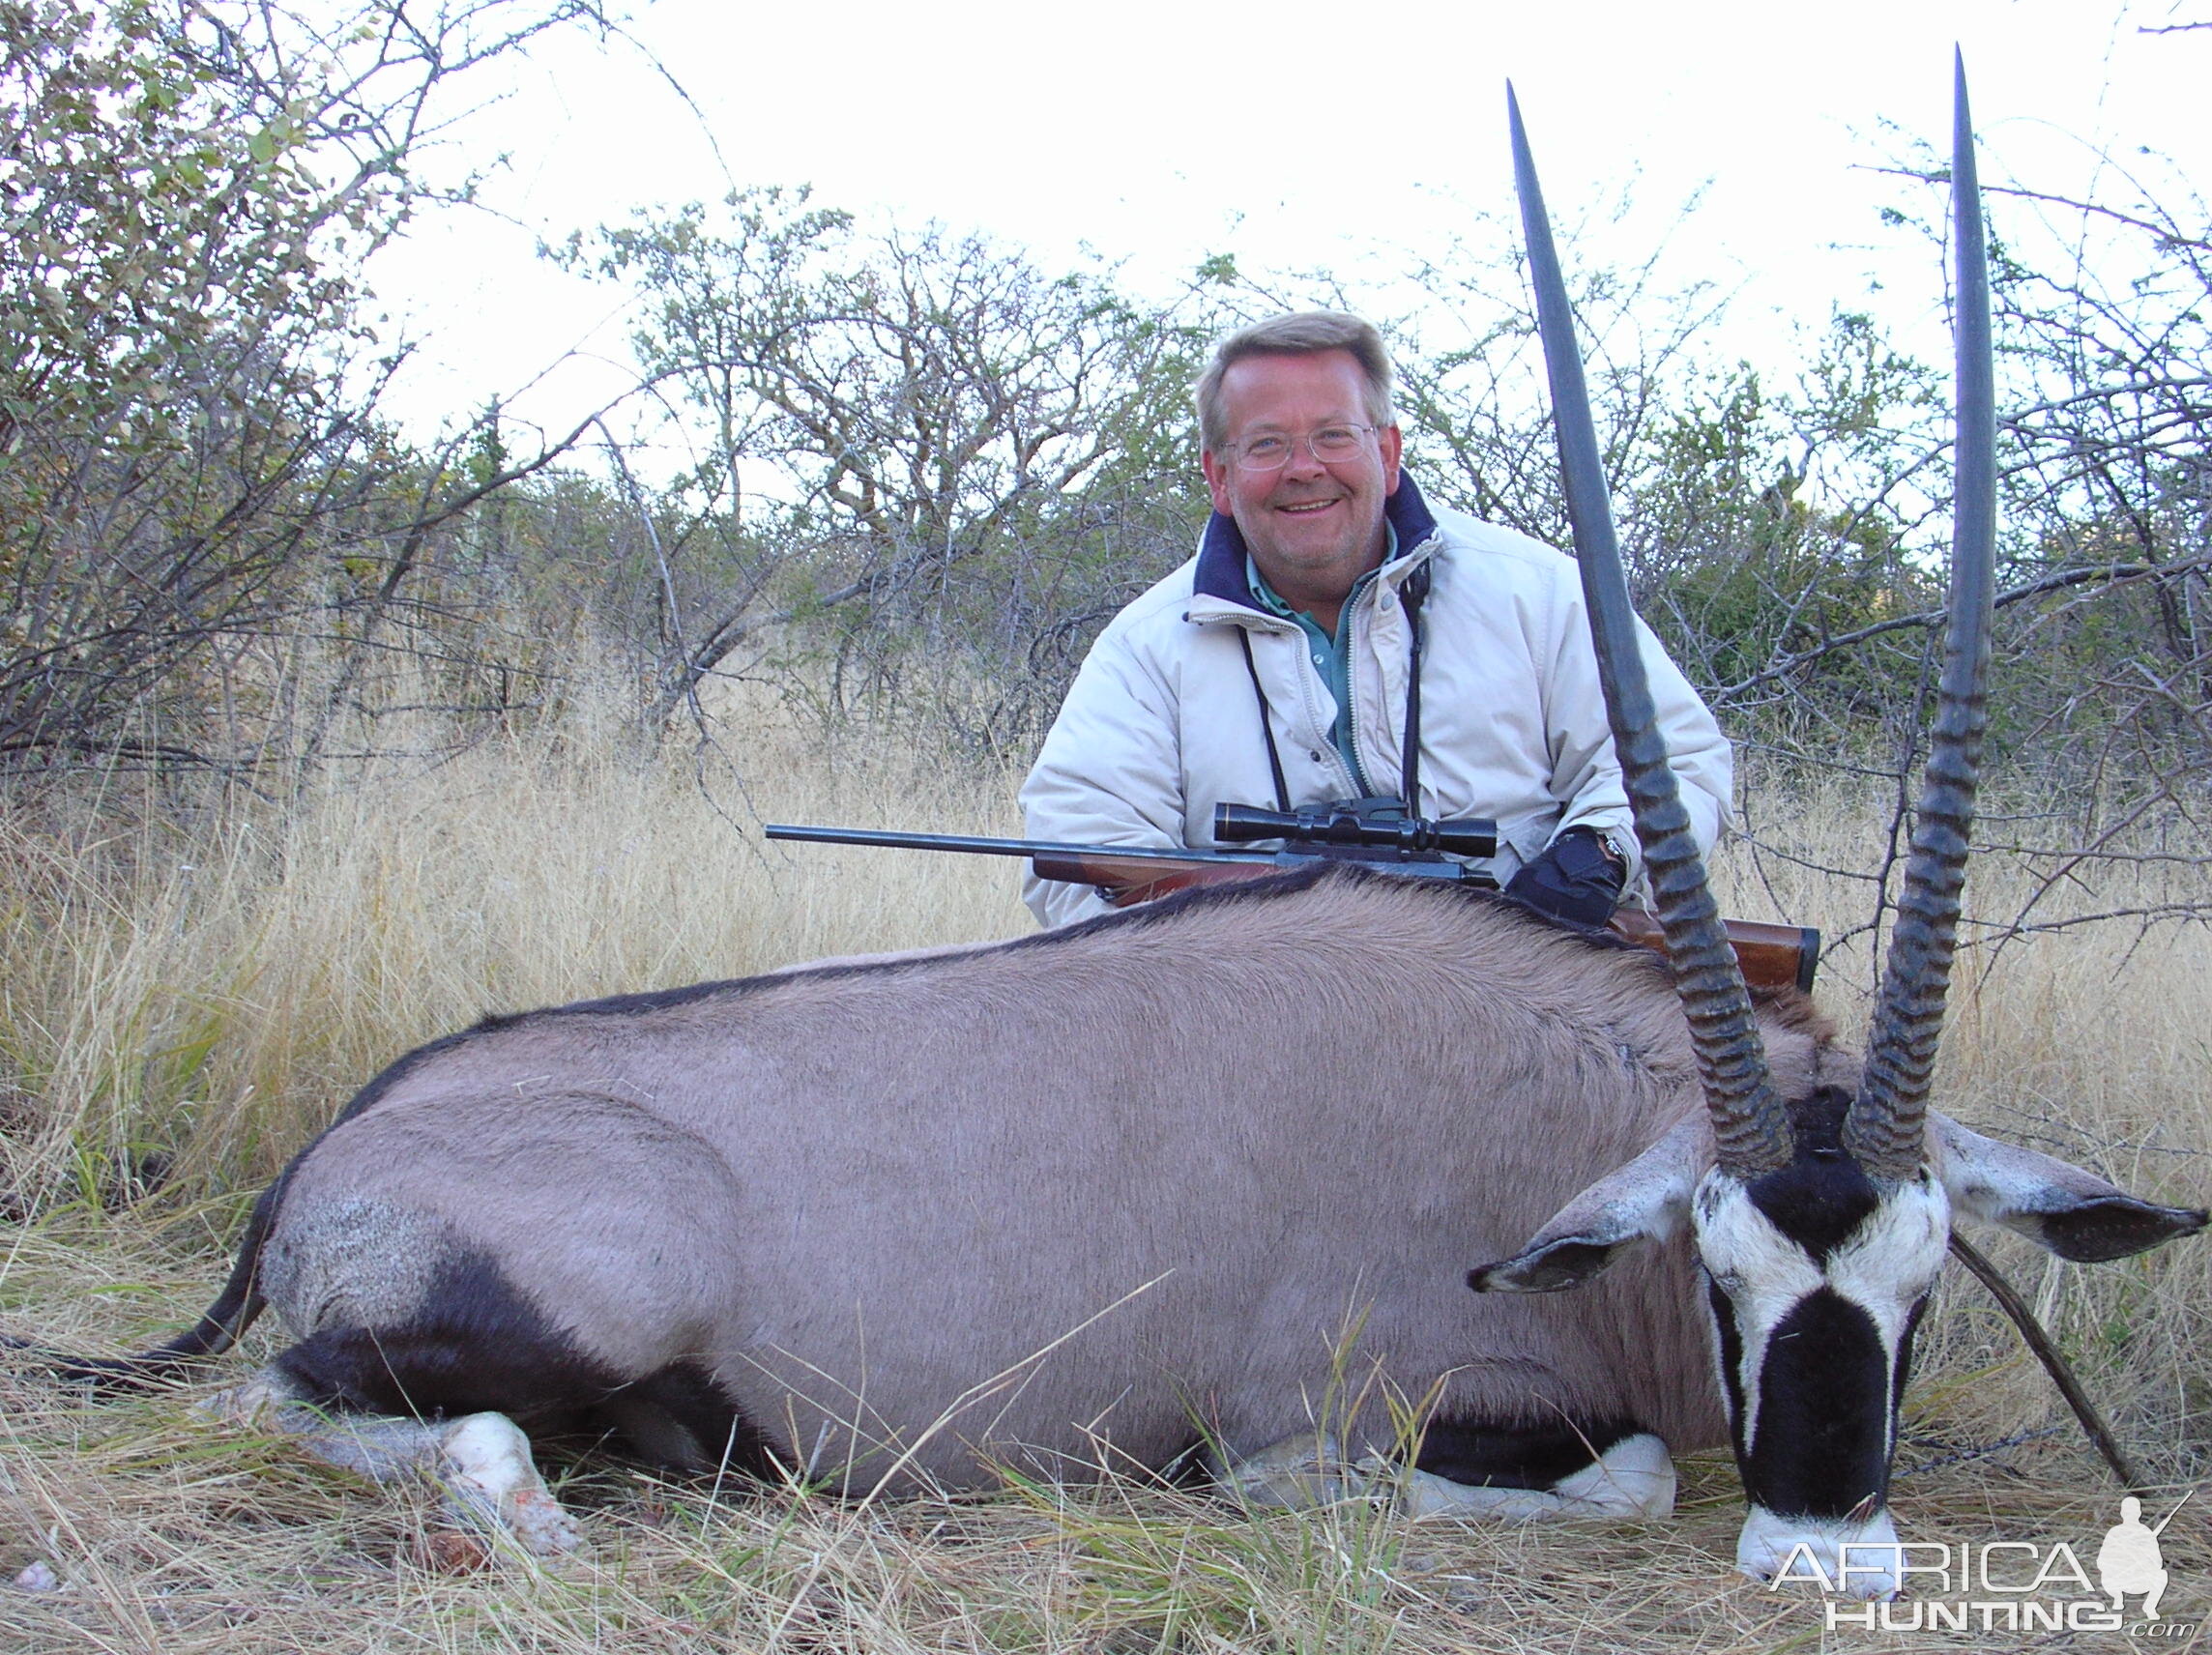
[1201,447,1234,515]
[1379,423,1403,495]
[1930,1113,2206,1263]
[1469,1117,1703,1293]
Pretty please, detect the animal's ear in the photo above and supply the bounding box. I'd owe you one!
[1469,1118,1704,1293]
[1931,1113,2208,1263]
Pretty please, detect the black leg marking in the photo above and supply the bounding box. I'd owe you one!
[270,1246,786,1483]
[1412,1414,1644,1490]
[599,1361,782,1480]
[273,1247,615,1421]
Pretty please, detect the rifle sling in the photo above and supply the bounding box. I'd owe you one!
[1237,628,1293,813]
[1400,558,1430,810]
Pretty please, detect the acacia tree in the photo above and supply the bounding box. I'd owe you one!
[1984,170,2211,755]
[1375,201,1733,554]
[571,189,1213,740]
[1274,218,1955,753]
[1816,105,2212,948]
[0,0,603,769]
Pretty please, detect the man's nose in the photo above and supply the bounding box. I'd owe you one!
[1281,438,1328,478]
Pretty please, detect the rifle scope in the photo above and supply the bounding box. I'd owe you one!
[1212,802,1497,859]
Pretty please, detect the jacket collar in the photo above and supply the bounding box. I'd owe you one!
[1191,471,1441,609]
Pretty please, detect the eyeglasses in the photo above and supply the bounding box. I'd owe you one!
[1220,424,1380,473]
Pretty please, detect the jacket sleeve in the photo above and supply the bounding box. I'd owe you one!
[1542,598,1733,883]
[1017,617,1188,928]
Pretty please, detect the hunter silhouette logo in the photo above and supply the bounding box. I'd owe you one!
[2099,1494,2189,1623]
[1784,1492,2198,1634]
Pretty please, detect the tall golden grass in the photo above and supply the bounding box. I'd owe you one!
[2,686,2205,1652]
[0,686,1035,1210]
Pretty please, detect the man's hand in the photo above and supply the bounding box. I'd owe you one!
[1505,827,1625,928]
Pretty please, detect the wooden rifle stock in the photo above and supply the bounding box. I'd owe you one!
[1036,853,1819,995]
[1604,907,1819,996]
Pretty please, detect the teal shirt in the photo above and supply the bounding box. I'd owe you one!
[1246,524,1398,795]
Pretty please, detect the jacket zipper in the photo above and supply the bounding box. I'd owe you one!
[1342,652,1376,798]
[1343,537,1437,802]
[1228,614,1359,802]
[1293,628,1361,798]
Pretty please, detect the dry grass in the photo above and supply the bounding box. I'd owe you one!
[2,688,2207,1652]
[0,684,1035,1206]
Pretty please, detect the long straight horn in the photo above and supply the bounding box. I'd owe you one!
[1508,86,1790,1178]
[1846,53,1998,1181]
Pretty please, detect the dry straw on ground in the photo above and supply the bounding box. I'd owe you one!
[3,689,2206,1653]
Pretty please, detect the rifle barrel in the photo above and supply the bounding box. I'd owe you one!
[762,824,1280,866]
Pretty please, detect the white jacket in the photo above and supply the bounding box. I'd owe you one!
[1019,474,1732,927]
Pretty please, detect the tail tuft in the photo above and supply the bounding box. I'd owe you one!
[3,1333,208,1396]
[4,1176,282,1401]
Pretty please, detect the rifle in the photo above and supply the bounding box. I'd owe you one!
[764,806,1820,994]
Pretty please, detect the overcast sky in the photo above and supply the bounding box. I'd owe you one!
[366,0,2209,449]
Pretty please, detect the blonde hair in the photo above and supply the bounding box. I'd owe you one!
[1194,311,1396,450]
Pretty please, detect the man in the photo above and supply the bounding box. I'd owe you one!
[1020,310,1730,929]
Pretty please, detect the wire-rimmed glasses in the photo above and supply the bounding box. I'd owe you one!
[1220,424,1380,473]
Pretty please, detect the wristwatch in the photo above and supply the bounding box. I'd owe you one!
[1594,829,1628,873]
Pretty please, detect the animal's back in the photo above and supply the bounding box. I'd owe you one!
[262,871,1789,1489]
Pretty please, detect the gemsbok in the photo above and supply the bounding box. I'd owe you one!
[25,65,2202,1596]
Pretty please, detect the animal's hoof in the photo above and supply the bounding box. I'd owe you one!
[1369,1432,1676,1523]
[504,1487,587,1555]
[1222,1434,1369,1510]
[436,1413,586,1556]
[1551,1432,1675,1519]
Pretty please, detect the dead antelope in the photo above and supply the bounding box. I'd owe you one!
[23,67,2202,1595]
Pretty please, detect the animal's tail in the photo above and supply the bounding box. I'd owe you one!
[5,1180,281,1394]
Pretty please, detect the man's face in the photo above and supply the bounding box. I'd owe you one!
[1201,349,1403,622]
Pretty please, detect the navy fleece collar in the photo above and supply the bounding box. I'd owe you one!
[1192,471,1441,608]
